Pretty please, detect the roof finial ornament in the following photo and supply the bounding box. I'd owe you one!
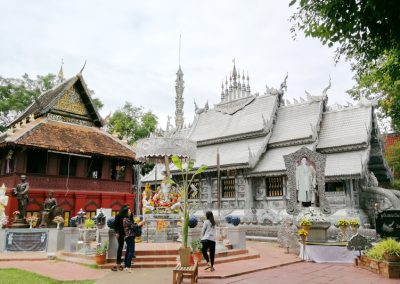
[178,33,182,67]
[79,60,87,74]
[57,58,65,83]
[280,73,288,92]
[322,75,331,96]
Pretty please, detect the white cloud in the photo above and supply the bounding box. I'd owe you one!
[0,0,356,128]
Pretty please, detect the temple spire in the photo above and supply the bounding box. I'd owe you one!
[175,35,184,129]
[57,59,65,84]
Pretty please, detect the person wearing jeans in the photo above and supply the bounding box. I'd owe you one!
[112,204,128,271]
[123,209,145,273]
[201,211,216,271]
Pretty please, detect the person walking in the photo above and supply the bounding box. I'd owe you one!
[201,211,216,272]
[123,208,145,273]
[111,204,128,271]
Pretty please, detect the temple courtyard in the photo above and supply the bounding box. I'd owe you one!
[0,241,398,284]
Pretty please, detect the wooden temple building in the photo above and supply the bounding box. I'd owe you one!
[0,73,136,225]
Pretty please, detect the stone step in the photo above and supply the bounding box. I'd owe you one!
[99,250,260,269]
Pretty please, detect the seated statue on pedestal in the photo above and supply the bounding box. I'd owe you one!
[39,191,63,228]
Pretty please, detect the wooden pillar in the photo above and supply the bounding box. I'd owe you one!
[14,149,26,173]
[125,164,133,183]
[101,159,110,180]
[75,158,86,178]
[47,153,58,175]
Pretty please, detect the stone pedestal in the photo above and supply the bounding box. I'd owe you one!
[11,218,29,228]
[63,227,80,252]
[0,229,5,252]
[306,222,331,242]
[106,229,118,260]
[97,228,112,258]
[226,226,246,249]
[47,229,65,253]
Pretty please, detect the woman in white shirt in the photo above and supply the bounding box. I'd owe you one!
[201,211,216,271]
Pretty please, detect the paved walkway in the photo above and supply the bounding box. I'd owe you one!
[0,242,399,283]
[96,262,400,284]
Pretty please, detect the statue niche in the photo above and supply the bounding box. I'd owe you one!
[283,147,331,215]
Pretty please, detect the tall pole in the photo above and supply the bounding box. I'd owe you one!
[217,149,221,218]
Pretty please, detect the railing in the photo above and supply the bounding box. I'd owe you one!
[0,173,131,193]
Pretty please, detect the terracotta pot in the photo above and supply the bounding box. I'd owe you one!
[193,251,203,262]
[179,247,191,267]
[383,253,400,262]
[95,254,106,265]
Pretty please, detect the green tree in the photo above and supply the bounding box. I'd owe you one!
[290,0,400,131]
[107,102,158,144]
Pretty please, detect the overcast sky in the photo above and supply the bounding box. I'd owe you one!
[0,0,356,128]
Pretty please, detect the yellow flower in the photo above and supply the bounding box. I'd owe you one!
[297,229,309,237]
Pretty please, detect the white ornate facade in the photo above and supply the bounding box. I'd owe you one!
[142,63,396,225]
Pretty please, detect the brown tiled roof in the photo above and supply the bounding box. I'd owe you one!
[7,120,135,160]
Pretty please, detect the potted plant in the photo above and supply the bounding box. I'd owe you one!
[298,218,312,231]
[191,239,203,262]
[169,155,207,267]
[95,240,109,265]
[335,219,350,241]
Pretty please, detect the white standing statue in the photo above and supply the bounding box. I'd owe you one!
[0,184,9,221]
[296,157,317,205]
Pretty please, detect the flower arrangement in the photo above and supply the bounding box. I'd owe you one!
[12,210,20,216]
[298,218,312,227]
[297,228,309,237]
[1,216,9,227]
[335,219,350,227]
[84,218,95,229]
[349,219,360,226]
[53,216,64,224]
[188,216,198,228]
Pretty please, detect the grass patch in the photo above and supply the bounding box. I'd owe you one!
[0,268,95,284]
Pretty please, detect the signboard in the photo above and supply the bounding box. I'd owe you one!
[375,210,400,239]
[5,231,48,251]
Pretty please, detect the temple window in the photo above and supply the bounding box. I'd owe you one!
[87,157,103,179]
[26,149,47,174]
[111,160,125,181]
[222,178,235,198]
[326,182,345,192]
[265,177,283,197]
[59,155,77,177]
